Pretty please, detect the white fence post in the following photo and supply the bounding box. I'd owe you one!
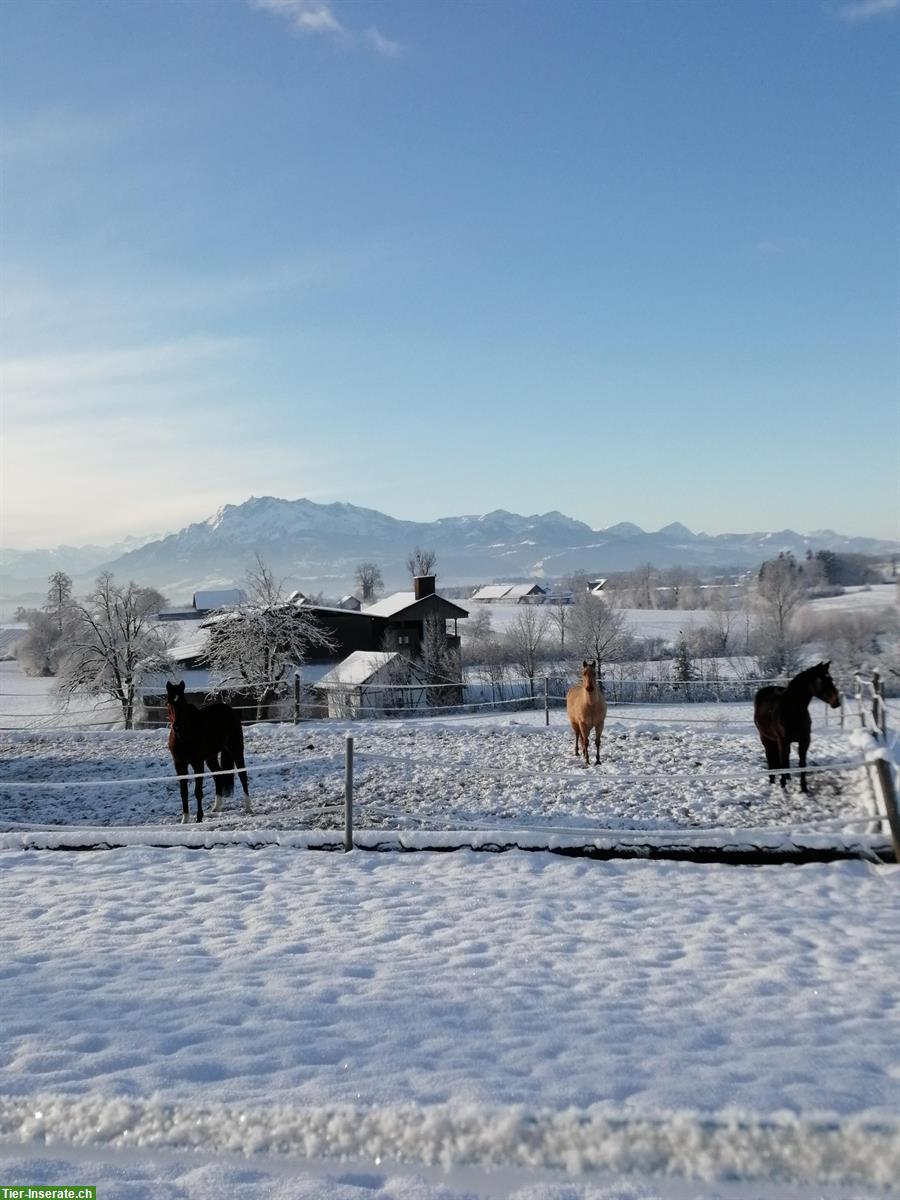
[872,755,900,864]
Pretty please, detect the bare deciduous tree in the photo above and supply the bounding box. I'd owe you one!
[355,561,383,603]
[461,606,493,665]
[206,556,336,719]
[419,615,462,707]
[55,573,170,728]
[406,546,437,578]
[504,604,550,699]
[568,594,626,683]
[754,553,807,675]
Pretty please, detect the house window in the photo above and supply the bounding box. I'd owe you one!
[398,635,410,646]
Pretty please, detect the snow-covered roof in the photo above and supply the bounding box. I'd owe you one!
[317,651,400,688]
[361,592,418,617]
[361,591,469,619]
[472,583,546,601]
[471,585,512,601]
[192,588,246,610]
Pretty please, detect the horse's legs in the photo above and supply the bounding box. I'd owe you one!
[174,756,190,823]
[207,751,224,812]
[232,744,252,814]
[580,724,589,765]
[778,739,790,790]
[761,737,778,785]
[798,737,809,794]
[573,727,581,757]
[593,724,602,765]
[192,757,204,822]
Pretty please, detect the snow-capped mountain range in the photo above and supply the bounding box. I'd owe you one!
[2,496,896,605]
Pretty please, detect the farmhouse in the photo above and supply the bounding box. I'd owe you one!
[146,574,468,720]
[470,582,548,604]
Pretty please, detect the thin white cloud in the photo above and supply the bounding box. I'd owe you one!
[251,0,403,56]
[365,27,403,58]
[2,337,245,412]
[837,0,899,21]
[252,0,345,36]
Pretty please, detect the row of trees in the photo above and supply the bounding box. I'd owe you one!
[14,550,896,726]
[14,559,337,727]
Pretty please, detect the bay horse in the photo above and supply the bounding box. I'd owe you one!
[566,660,608,765]
[166,680,251,823]
[753,661,840,793]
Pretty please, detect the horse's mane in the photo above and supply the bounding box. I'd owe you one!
[786,661,828,689]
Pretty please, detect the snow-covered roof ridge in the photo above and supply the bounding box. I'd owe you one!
[318,650,400,687]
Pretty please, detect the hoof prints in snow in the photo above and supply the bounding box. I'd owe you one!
[0,715,870,834]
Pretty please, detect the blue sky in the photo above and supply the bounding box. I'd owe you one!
[1,0,897,549]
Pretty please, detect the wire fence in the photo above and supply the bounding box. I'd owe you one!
[1,716,894,855]
[0,672,851,732]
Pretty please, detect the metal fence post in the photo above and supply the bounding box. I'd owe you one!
[344,735,354,851]
[544,676,550,726]
[294,673,300,725]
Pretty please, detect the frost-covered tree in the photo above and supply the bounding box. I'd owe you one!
[754,553,807,675]
[568,594,626,683]
[461,606,494,667]
[14,571,76,676]
[15,608,61,677]
[355,561,383,603]
[46,571,73,632]
[504,604,550,698]
[418,615,462,707]
[205,556,336,719]
[55,573,170,727]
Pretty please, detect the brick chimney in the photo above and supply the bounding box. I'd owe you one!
[413,574,436,600]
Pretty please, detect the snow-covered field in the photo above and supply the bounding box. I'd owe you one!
[467,583,898,644]
[0,849,897,1198]
[1,660,898,1197]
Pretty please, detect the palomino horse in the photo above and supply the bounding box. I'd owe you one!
[753,662,840,793]
[566,660,608,765]
[166,681,251,823]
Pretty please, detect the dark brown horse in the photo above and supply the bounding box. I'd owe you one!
[753,662,840,793]
[166,681,251,823]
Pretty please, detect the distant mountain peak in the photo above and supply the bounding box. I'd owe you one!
[657,522,696,540]
[604,522,645,538]
[2,496,895,612]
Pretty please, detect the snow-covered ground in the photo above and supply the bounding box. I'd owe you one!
[466,583,898,645]
[1,660,897,1197]
[0,849,897,1198]
[0,703,876,846]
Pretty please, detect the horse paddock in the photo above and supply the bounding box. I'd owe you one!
[0,704,877,848]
